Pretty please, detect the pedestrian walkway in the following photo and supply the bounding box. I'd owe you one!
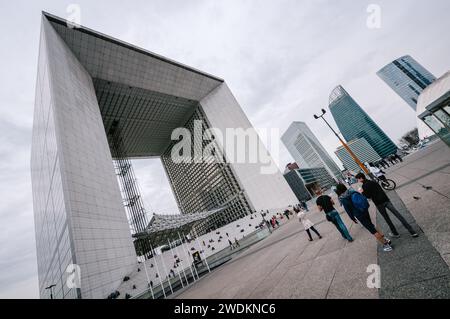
[378,140,450,298]
[175,141,450,299]
[377,191,450,298]
[175,203,378,299]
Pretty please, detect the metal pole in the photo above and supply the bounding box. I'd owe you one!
[142,258,154,299]
[319,114,371,176]
[45,284,56,300]
[173,236,190,286]
[167,238,184,288]
[178,231,199,280]
[150,243,166,299]
[157,245,174,295]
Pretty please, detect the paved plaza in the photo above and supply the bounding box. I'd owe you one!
[174,140,450,299]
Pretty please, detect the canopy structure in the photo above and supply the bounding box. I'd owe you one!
[132,206,228,248]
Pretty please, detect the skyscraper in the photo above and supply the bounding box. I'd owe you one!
[377,55,436,110]
[281,122,342,181]
[335,137,381,172]
[328,85,397,159]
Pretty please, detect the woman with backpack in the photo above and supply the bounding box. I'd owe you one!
[335,184,393,252]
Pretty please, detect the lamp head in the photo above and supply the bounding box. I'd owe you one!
[321,108,327,115]
[313,114,319,119]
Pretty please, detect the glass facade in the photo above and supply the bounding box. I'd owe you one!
[335,137,381,172]
[377,55,436,110]
[329,86,398,159]
[162,106,254,235]
[297,167,336,194]
[283,170,312,202]
[423,115,450,142]
[31,24,79,299]
[281,122,342,181]
[420,102,450,147]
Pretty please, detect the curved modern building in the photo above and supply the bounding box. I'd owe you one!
[328,86,398,159]
[377,55,436,110]
[417,71,450,145]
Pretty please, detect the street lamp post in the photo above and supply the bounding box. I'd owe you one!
[45,284,56,299]
[313,108,370,176]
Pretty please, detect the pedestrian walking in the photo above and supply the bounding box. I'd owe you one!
[234,238,240,247]
[389,155,396,165]
[335,184,393,252]
[315,190,353,242]
[394,153,403,162]
[272,215,280,227]
[301,201,309,212]
[297,211,322,241]
[228,239,234,250]
[355,173,418,238]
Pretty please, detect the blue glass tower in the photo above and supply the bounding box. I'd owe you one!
[377,55,436,110]
[328,86,398,158]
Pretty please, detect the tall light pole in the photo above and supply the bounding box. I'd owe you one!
[313,108,370,175]
[45,284,56,299]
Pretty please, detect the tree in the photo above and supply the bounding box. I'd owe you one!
[399,128,420,147]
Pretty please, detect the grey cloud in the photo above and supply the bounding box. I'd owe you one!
[0,0,448,298]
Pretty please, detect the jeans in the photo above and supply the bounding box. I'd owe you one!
[306,226,321,240]
[376,201,415,235]
[356,212,377,235]
[328,210,353,241]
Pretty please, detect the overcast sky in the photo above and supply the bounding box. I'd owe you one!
[0,0,448,298]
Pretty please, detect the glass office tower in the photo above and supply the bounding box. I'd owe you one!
[377,55,436,110]
[329,86,398,159]
[335,137,381,172]
[281,122,343,181]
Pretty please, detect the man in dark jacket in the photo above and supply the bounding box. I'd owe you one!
[336,184,392,251]
[355,173,418,238]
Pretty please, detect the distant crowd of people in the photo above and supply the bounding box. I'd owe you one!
[366,153,403,173]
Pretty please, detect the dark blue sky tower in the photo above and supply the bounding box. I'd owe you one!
[377,55,436,110]
[328,85,398,159]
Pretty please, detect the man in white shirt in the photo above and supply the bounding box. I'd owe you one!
[365,162,385,180]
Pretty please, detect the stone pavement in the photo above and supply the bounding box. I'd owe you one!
[377,140,450,298]
[174,199,378,299]
[175,140,450,299]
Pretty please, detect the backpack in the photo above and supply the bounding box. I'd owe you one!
[350,191,370,212]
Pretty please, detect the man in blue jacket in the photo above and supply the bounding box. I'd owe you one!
[335,184,393,252]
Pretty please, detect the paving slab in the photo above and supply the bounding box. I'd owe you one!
[175,141,450,299]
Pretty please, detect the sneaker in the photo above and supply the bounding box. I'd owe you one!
[389,233,400,238]
[383,244,393,252]
[411,233,419,238]
[385,238,392,246]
